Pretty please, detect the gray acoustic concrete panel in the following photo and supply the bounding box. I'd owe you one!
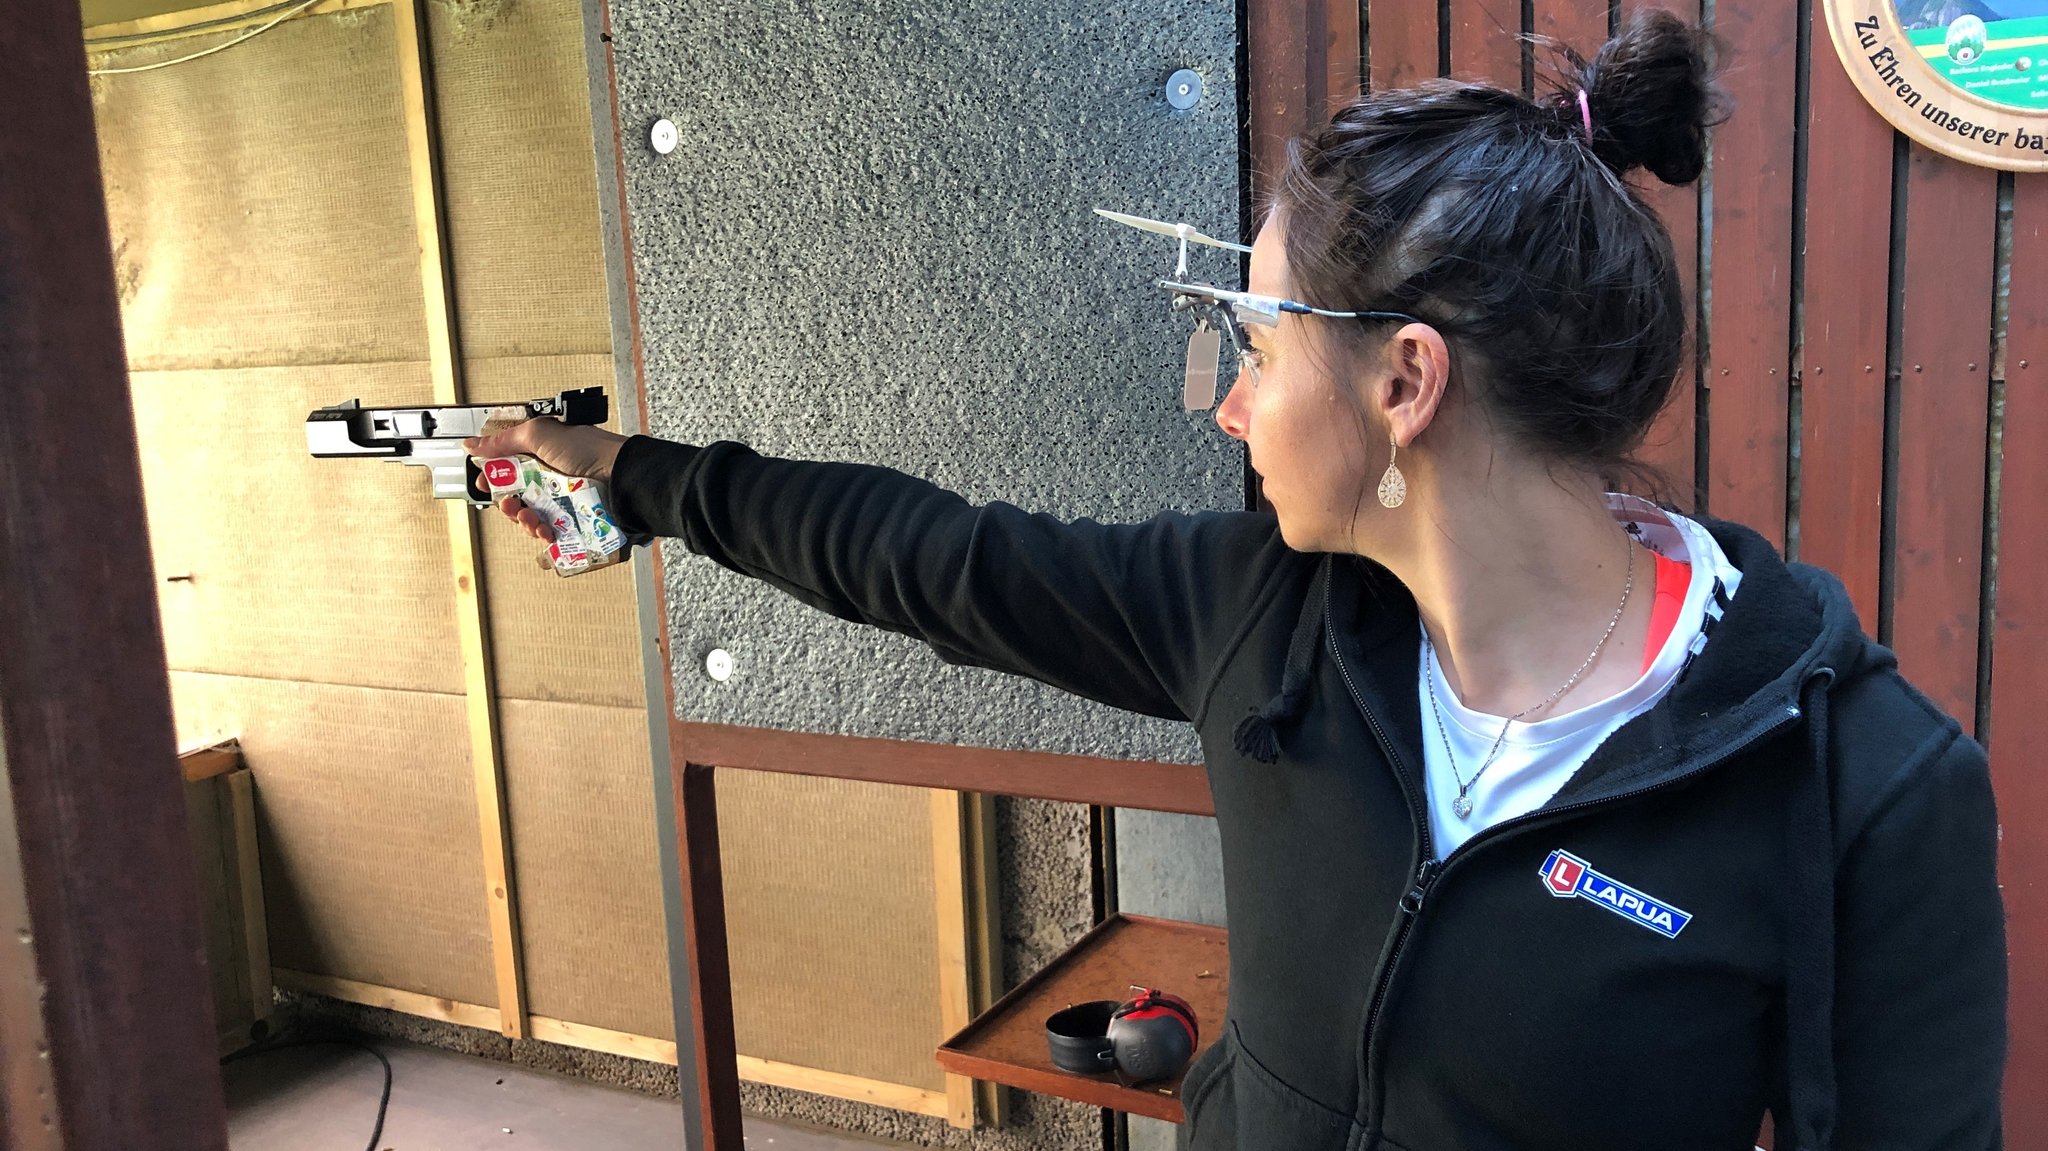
[608,0,1242,763]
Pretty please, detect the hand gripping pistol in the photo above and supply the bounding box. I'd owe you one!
[306,387,635,577]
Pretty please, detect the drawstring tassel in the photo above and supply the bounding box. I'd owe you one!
[1233,707,1285,765]
[1232,559,1330,765]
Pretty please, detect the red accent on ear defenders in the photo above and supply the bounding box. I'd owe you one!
[1113,988,1199,1047]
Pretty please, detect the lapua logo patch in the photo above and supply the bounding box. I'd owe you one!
[1540,850,1692,940]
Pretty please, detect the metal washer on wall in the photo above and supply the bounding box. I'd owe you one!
[650,118,678,155]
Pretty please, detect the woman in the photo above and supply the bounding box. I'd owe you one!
[467,11,2005,1149]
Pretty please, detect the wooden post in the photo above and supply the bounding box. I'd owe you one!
[676,764,745,1148]
[391,0,528,1038]
[0,7,229,1147]
[931,791,975,1126]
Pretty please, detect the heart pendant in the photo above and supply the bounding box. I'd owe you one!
[1453,794,1473,819]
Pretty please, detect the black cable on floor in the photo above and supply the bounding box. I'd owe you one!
[223,1037,393,1151]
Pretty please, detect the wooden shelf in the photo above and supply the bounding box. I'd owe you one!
[935,913,1228,1123]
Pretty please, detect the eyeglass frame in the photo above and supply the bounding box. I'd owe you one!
[1158,278,1428,360]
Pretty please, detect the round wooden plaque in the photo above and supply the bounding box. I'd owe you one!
[1825,0,2048,171]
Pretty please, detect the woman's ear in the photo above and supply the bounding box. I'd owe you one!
[1375,322,1452,447]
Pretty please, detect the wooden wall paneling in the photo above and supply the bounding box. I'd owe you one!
[1798,0,1895,625]
[1622,0,1701,505]
[392,0,526,1038]
[1990,172,2047,1142]
[1448,0,1525,88]
[0,6,228,1143]
[1367,0,1439,92]
[1702,0,1799,546]
[1530,0,1611,71]
[1890,147,1997,726]
[1248,0,1362,208]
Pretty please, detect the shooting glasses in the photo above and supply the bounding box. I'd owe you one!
[1096,210,1423,411]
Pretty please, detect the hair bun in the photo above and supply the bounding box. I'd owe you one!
[1574,9,1728,186]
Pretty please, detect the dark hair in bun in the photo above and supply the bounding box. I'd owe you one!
[1275,7,1729,482]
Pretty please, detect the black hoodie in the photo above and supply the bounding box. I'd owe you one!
[610,437,2007,1151]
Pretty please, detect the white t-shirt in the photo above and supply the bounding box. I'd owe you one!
[1420,495,1743,859]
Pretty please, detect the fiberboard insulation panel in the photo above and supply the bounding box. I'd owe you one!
[98,7,495,1011]
[608,0,1244,763]
[91,5,429,372]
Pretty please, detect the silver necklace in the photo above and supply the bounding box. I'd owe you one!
[1425,537,1636,820]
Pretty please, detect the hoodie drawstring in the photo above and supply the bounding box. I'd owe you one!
[1233,557,1331,765]
[1785,665,1838,1150]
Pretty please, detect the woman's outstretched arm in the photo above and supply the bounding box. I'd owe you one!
[468,420,1300,724]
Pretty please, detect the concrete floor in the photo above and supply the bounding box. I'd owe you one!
[224,1038,915,1151]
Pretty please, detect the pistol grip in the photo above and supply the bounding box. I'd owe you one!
[476,456,631,578]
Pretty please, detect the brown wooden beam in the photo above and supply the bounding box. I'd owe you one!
[674,721,1215,818]
[0,9,229,1149]
[674,764,744,1147]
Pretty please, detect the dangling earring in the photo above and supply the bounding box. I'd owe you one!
[1377,433,1407,509]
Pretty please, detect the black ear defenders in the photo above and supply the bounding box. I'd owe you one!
[1045,988,1199,1084]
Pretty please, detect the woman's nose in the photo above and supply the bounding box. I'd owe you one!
[1215,371,1252,441]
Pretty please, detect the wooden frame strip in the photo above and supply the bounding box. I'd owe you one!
[675,721,1214,818]
[275,969,503,1030]
[930,790,981,1128]
[276,970,952,1117]
[179,739,241,783]
[390,0,526,1039]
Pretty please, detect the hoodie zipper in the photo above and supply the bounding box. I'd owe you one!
[1321,577,1439,1098]
[1321,580,1807,1132]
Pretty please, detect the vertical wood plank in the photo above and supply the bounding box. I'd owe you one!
[392,0,527,1038]
[1991,171,2048,1151]
[1891,147,1996,726]
[1449,0,1525,87]
[1368,0,1441,91]
[1322,0,1363,115]
[1798,2,1894,627]
[1530,0,1610,66]
[1249,0,1363,209]
[0,6,230,1144]
[1702,0,1799,546]
[1622,0,1700,505]
[676,764,745,1148]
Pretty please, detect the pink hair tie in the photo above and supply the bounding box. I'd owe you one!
[1577,89,1594,142]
